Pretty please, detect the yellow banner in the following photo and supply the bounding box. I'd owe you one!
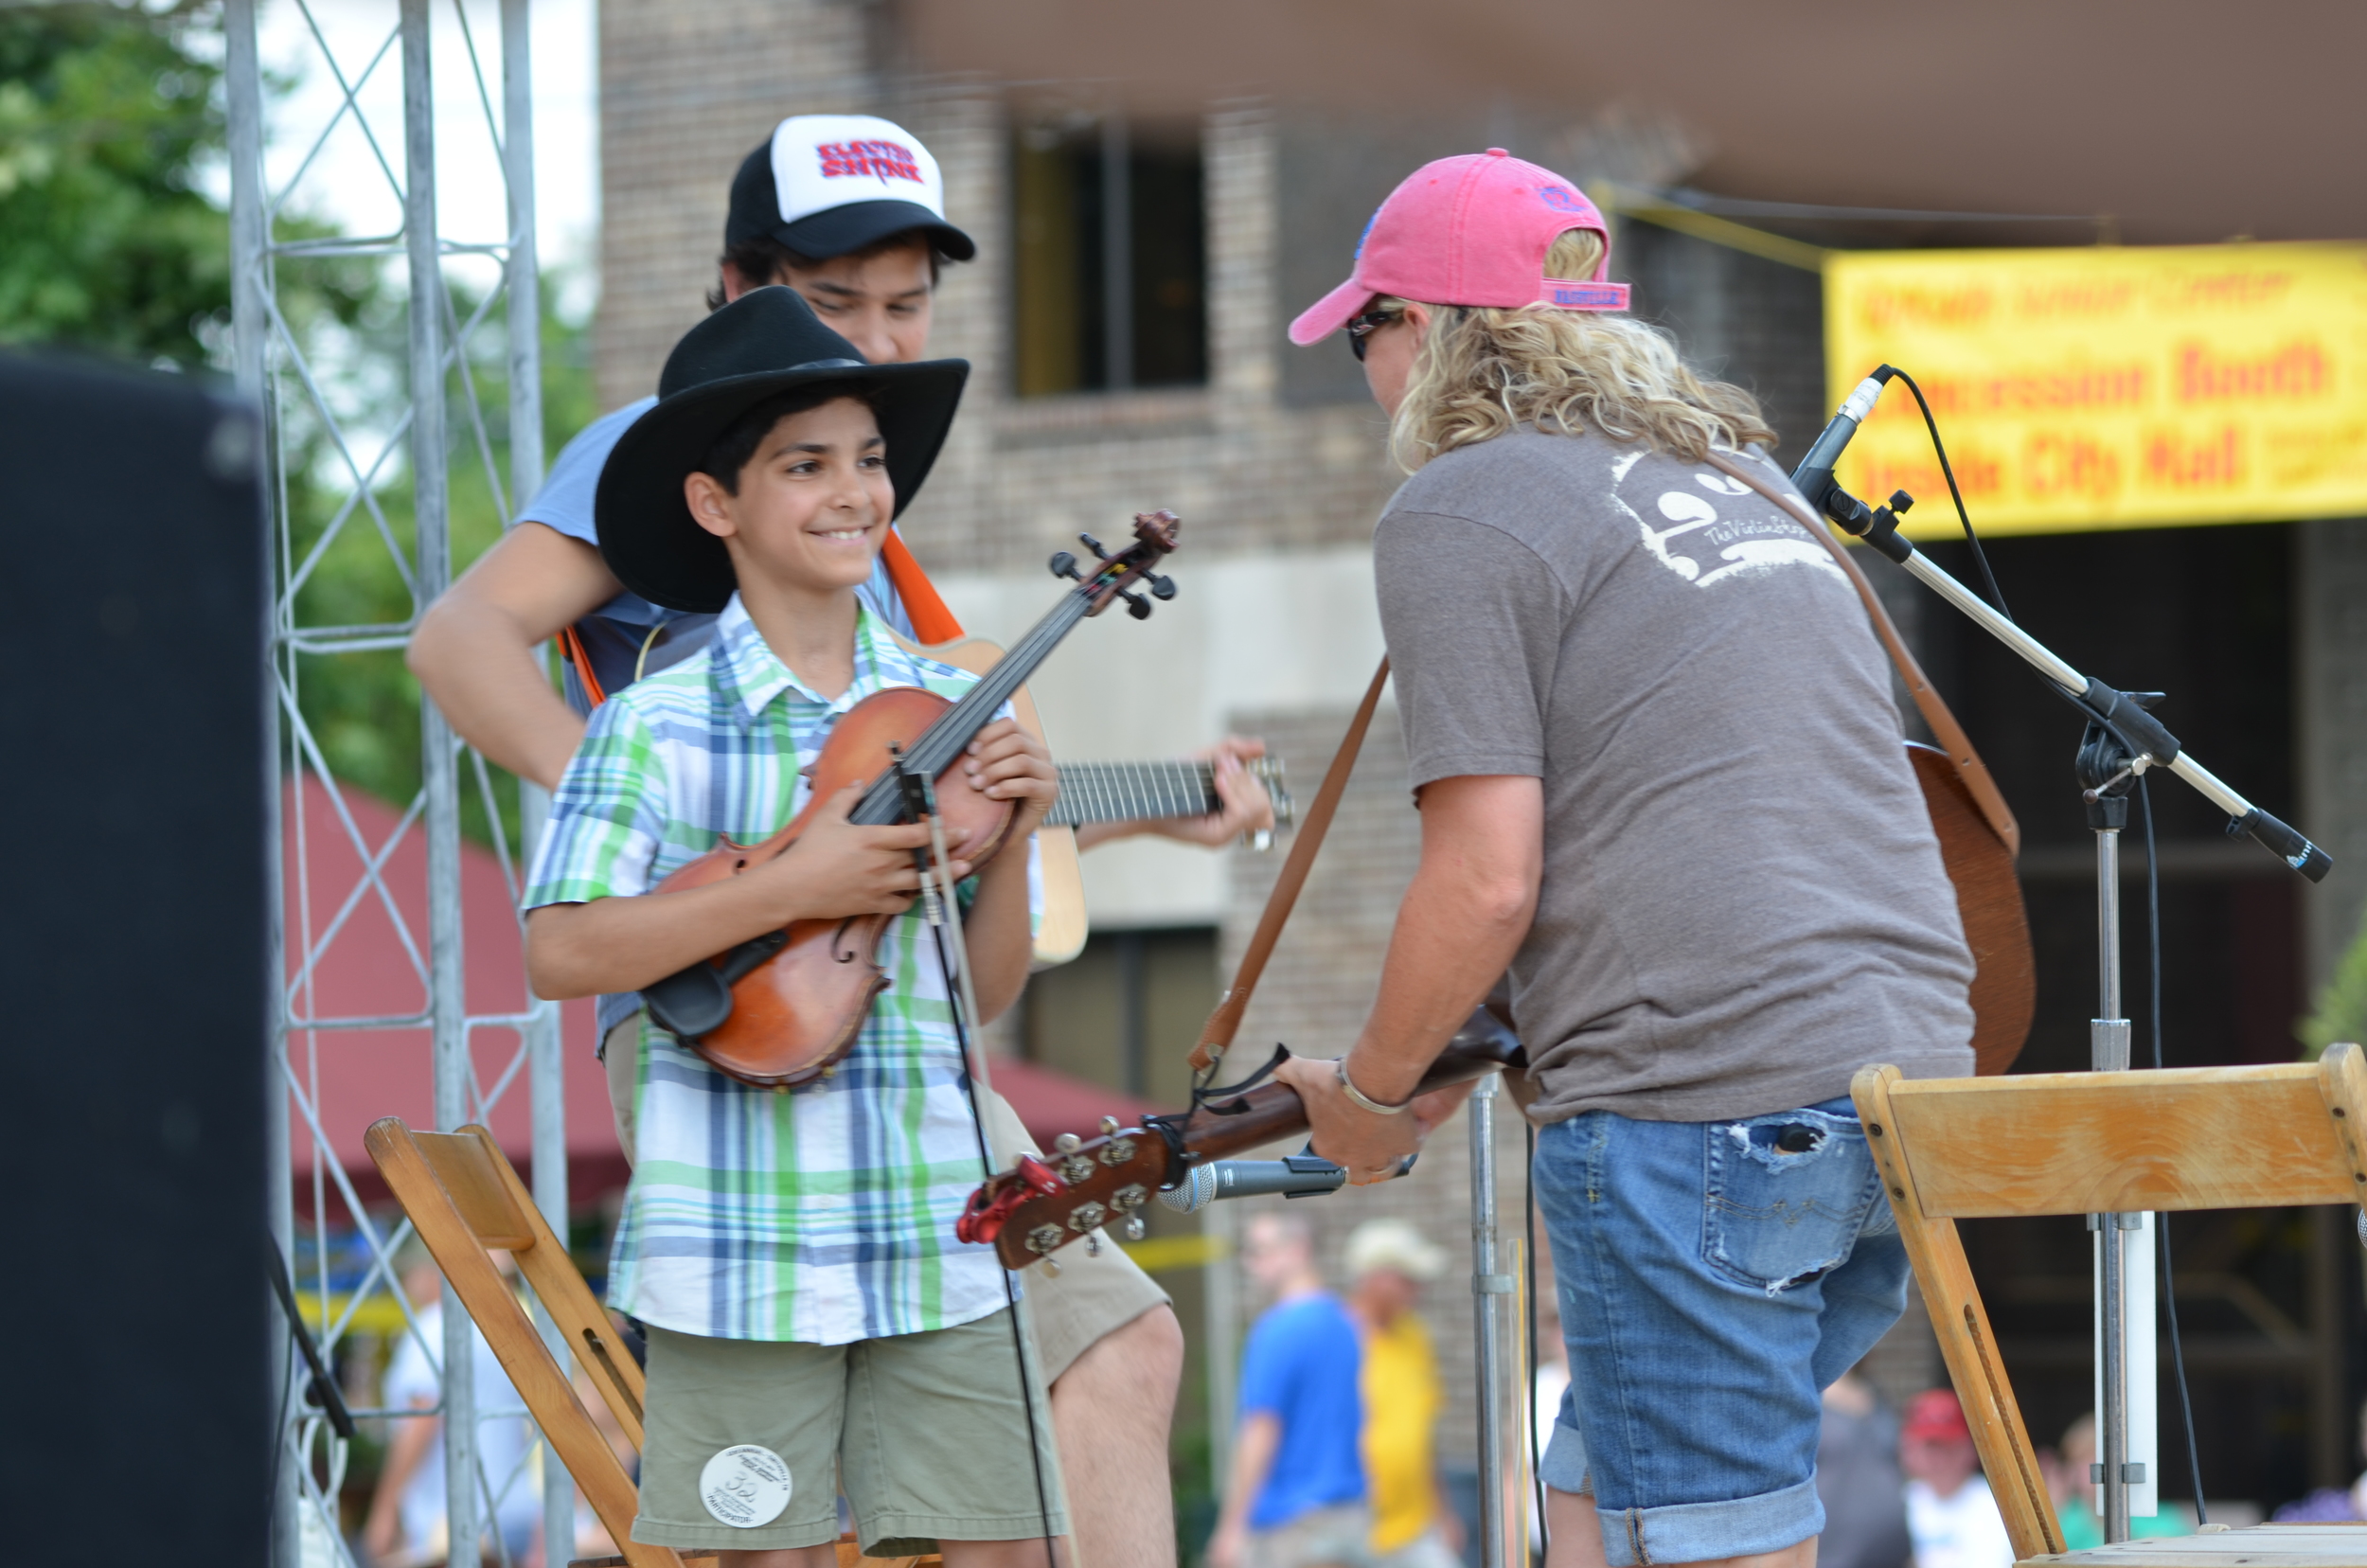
[1824,242,2367,535]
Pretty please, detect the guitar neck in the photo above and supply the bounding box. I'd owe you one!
[1181,1027,1523,1162]
[1047,760,1223,829]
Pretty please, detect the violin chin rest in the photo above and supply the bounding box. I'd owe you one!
[643,962,733,1042]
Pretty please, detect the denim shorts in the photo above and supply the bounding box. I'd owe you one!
[1533,1096,1909,1566]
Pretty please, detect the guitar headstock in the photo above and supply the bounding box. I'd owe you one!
[958,1117,1178,1272]
[1049,509,1182,622]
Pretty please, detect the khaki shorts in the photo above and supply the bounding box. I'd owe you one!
[604,1016,1170,1383]
[633,1310,1069,1555]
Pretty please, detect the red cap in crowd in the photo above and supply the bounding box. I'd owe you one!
[1902,1388,1973,1443]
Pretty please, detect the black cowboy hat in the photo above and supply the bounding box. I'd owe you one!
[594,286,969,613]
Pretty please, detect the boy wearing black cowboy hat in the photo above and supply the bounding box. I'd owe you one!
[523,287,1067,1567]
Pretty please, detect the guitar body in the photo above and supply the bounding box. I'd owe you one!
[652,685,1016,1087]
[1909,742,2036,1076]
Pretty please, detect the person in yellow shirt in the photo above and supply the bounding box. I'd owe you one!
[1347,1220,1465,1568]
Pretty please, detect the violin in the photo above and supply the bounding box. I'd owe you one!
[958,1006,1526,1269]
[640,510,1183,1089]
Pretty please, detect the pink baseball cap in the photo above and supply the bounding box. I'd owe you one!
[1288,149,1628,347]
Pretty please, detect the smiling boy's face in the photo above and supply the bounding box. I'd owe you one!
[684,395,893,597]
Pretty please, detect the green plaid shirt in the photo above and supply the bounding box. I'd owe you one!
[525,597,1029,1344]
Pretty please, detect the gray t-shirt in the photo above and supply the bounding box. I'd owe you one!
[1374,429,1974,1123]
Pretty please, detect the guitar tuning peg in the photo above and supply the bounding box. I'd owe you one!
[1055,1132,1082,1153]
[1086,1233,1103,1256]
[1122,590,1152,621]
[1041,1256,1061,1277]
[1077,532,1111,561]
[1148,574,1178,601]
[1048,551,1080,581]
[1100,1115,1120,1136]
[1125,1215,1145,1241]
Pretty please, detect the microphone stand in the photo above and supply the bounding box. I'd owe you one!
[1802,476,2332,1543]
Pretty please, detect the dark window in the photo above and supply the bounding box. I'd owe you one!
[1023,927,1218,1106]
[1012,114,1206,398]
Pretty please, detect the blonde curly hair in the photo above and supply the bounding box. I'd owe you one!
[1382,229,1778,472]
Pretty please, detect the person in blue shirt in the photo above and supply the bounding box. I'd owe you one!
[1211,1213,1371,1568]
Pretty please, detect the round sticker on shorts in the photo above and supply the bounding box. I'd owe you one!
[700,1444,792,1528]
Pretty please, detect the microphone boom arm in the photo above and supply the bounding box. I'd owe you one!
[1794,457,2331,882]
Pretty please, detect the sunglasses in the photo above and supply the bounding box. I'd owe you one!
[1344,305,1404,363]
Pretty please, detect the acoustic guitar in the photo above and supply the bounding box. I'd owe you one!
[958,1007,1523,1268]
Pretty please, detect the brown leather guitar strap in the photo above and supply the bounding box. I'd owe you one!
[1188,657,1392,1076]
[1703,450,2020,856]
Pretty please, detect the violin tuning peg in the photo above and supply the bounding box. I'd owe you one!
[1100,1115,1121,1136]
[1124,1215,1146,1241]
[1148,574,1178,601]
[1077,532,1111,561]
[1049,550,1080,581]
[1123,591,1152,621]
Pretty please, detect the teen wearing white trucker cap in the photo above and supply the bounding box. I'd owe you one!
[724,113,977,266]
[1277,150,1974,1568]
[409,113,1261,1568]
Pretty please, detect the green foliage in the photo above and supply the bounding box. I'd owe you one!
[2300,907,2367,1058]
[0,2,596,855]
[0,3,231,364]
[282,298,597,851]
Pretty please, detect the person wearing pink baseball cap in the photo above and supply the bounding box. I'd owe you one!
[1274,149,1978,1568]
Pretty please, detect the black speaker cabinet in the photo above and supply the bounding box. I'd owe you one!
[0,352,271,1559]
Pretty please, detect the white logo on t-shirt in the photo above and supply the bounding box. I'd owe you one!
[1617,466,1843,588]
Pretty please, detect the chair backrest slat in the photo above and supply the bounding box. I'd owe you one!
[407,1128,539,1250]
[1881,1062,2362,1219]
[365,1116,684,1568]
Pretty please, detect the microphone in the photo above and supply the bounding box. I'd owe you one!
[1158,1155,1346,1212]
[1789,365,1895,525]
[1157,1151,1419,1212]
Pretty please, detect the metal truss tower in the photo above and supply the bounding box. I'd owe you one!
[224,1,566,1561]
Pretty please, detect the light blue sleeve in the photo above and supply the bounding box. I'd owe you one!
[516,397,656,545]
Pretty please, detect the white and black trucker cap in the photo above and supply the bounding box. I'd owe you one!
[725,114,976,262]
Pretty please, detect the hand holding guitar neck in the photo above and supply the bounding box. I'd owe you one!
[958,1005,1525,1270]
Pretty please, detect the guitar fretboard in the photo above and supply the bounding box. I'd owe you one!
[1045,760,1283,829]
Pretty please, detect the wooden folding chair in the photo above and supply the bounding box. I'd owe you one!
[366,1117,935,1568]
[1854,1043,2367,1567]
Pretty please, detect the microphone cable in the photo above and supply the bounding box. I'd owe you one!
[1894,375,2207,1524]
[910,803,1059,1568]
[1883,366,2013,620]
[2139,776,2208,1525]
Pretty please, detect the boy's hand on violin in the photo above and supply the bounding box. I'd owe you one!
[763,779,955,918]
[963,719,1058,834]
